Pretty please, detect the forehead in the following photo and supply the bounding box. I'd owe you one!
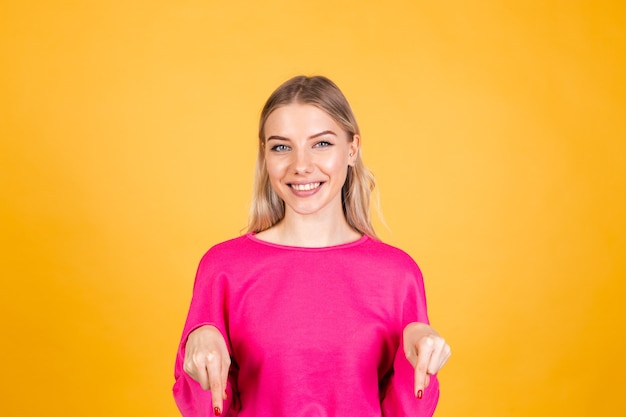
[263,103,344,137]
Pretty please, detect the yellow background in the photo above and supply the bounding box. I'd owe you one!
[1,1,624,416]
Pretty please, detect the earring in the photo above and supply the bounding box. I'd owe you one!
[349,153,353,157]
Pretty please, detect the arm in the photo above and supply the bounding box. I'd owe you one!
[380,263,450,416]
[173,253,239,416]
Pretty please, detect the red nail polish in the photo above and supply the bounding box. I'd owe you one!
[214,406,222,416]
[417,389,423,399]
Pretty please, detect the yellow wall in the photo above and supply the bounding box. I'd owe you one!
[1,1,624,416]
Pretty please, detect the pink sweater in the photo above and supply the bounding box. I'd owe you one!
[174,233,439,416]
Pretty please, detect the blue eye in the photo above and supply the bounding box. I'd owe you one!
[315,141,332,147]
[271,144,290,152]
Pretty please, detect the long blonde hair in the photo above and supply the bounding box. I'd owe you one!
[247,75,377,238]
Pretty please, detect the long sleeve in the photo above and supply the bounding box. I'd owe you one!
[173,250,239,416]
[380,264,440,416]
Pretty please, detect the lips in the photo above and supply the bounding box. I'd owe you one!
[290,182,322,191]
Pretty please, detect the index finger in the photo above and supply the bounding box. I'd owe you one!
[207,352,225,415]
[413,337,434,398]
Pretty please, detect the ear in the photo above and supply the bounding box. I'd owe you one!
[348,134,361,166]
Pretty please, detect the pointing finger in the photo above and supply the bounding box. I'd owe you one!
[413,336,434,398]
[207,351,225,415]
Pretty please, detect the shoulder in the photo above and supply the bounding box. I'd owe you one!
[197,234,254,267]
[362,237,421,269]
[351,238,426,294]
[342,237,424,282]
[207,234,252,253]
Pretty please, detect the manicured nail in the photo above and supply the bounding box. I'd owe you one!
[417,389,423,399]
[214,406,222,416]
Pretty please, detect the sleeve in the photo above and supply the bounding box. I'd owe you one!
[173,249,240,416]
[380,261,440,417]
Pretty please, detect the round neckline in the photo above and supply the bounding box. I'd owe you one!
[246,232,369,251]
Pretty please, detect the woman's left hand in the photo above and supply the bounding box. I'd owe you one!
[403,322,451,398]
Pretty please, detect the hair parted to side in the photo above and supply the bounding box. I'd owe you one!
[247,75,378,238]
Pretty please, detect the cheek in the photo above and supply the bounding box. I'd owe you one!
[320,153,349,175]
[265,157,286,182]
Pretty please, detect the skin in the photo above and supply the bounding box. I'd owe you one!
[183,103,451,414]
[258,103,361,247]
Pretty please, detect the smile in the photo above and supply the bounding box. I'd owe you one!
[290,182,321,191]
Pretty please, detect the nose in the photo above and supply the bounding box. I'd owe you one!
[293,148,313,174]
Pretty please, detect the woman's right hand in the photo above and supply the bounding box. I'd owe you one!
[183,325,231,415]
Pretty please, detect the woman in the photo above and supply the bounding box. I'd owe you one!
[174,75,451,416]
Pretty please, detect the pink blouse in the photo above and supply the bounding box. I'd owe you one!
[174,234,439,416]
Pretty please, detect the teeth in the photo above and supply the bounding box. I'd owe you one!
[291,182,321,191]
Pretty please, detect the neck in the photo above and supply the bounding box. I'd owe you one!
[260,209,362,248]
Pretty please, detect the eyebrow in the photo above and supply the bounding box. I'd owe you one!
[266,130,338,142]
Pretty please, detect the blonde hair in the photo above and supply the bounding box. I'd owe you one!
[247,75,378,238]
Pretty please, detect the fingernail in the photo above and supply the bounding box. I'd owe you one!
[417,389,423,399]
[214,406,222,416]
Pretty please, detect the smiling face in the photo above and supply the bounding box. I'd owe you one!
[263,103,360,219]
